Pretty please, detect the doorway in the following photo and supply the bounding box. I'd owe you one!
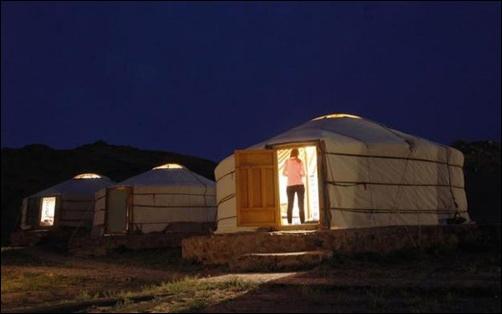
[39,196,57,227]
[276,145,320,227]
[105,187,131,234]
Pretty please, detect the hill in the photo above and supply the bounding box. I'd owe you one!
[1,141,217,245]
[452,140,501,225]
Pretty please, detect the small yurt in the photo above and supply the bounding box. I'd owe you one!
[215,113,470,233]
[20,173,115,230]
[92,163,217,236]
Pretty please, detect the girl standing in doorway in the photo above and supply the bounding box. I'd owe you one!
[282,148,305,224]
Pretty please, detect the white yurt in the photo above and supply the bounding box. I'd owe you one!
[20,173,115,230]
[92,163,217,236]
[215,113,470,233]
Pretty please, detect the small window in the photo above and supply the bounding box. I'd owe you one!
[152,163,183,170]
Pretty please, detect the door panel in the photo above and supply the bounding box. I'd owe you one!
[106,188,130,234]
[235,149,278,227]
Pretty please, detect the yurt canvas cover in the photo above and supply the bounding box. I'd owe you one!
[215,114,470,233]
[93,164,217,235]
[20,173,115,230]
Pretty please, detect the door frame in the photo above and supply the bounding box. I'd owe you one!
[104,186,133,235]
[265,140,326,231]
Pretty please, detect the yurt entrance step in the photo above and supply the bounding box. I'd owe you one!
[230,250,333,272]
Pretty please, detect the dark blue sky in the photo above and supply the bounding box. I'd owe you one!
[1,2,500,161]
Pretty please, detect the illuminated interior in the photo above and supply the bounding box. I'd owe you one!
[74,173,102,179]
[40,197,56,227]
[153,163,184,170]
[277,146,320,226]
[313,113,361,120]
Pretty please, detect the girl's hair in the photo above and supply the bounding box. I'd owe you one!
[290,148,299,158]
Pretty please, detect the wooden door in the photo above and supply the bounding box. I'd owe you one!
[105,187,131,234]
[235,149,279,227]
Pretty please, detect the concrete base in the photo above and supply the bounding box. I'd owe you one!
[182,224,500,269]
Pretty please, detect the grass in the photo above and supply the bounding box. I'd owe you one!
[1,247,207,311]
[101,277,259,313]
[2,271,90,293]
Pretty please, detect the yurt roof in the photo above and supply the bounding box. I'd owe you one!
[32,173,115,197]
[116,163,214,187]
[251,113,433,148]
[214,113,463,175]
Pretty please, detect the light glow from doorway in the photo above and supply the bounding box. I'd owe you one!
[40,197,56,227]
[277,146,320,226]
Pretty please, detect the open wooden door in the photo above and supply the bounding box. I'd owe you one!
[235,149,279,227]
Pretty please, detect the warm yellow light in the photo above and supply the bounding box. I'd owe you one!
[40,197,56,226]
[74,173,102,179]
[312,113,362,120]
[152,163,183,170]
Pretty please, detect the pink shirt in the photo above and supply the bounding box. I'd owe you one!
[283,158,305,186]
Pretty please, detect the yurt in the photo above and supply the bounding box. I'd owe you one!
[20,173,115,230]
[215,113,470,233]
[92,163,217,236]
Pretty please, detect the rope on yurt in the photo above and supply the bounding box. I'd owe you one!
[383,144,422,248]
[67,200,91,247]
[365,151,376,227]
[320,140,333,229]
[368,120,427,247]
[186,170,210,221]
[444,146,460,215]
[217,193,235,206]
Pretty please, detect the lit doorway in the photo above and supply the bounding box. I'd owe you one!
[276,145,320,226]
[40,196,56,227]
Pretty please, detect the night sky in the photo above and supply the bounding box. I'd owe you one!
[1,2,500,162]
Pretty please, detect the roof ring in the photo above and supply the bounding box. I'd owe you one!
[152,163,184,170]
[74,173,102,179]
[312,113,362,120]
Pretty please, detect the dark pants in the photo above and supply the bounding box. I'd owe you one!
[286,184,305,224]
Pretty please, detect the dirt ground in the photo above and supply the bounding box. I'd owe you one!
[202,248,502,313]
[1,246,220,311]
[1,244,500,313]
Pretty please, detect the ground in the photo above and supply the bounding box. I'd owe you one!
[1,243,500,313]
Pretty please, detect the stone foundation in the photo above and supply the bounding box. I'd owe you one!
[69,232,208,256]
[182,224,500,266]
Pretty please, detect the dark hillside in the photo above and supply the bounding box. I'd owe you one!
[452,140,501,225]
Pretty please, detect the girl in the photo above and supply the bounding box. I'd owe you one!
[282,148,305,224]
